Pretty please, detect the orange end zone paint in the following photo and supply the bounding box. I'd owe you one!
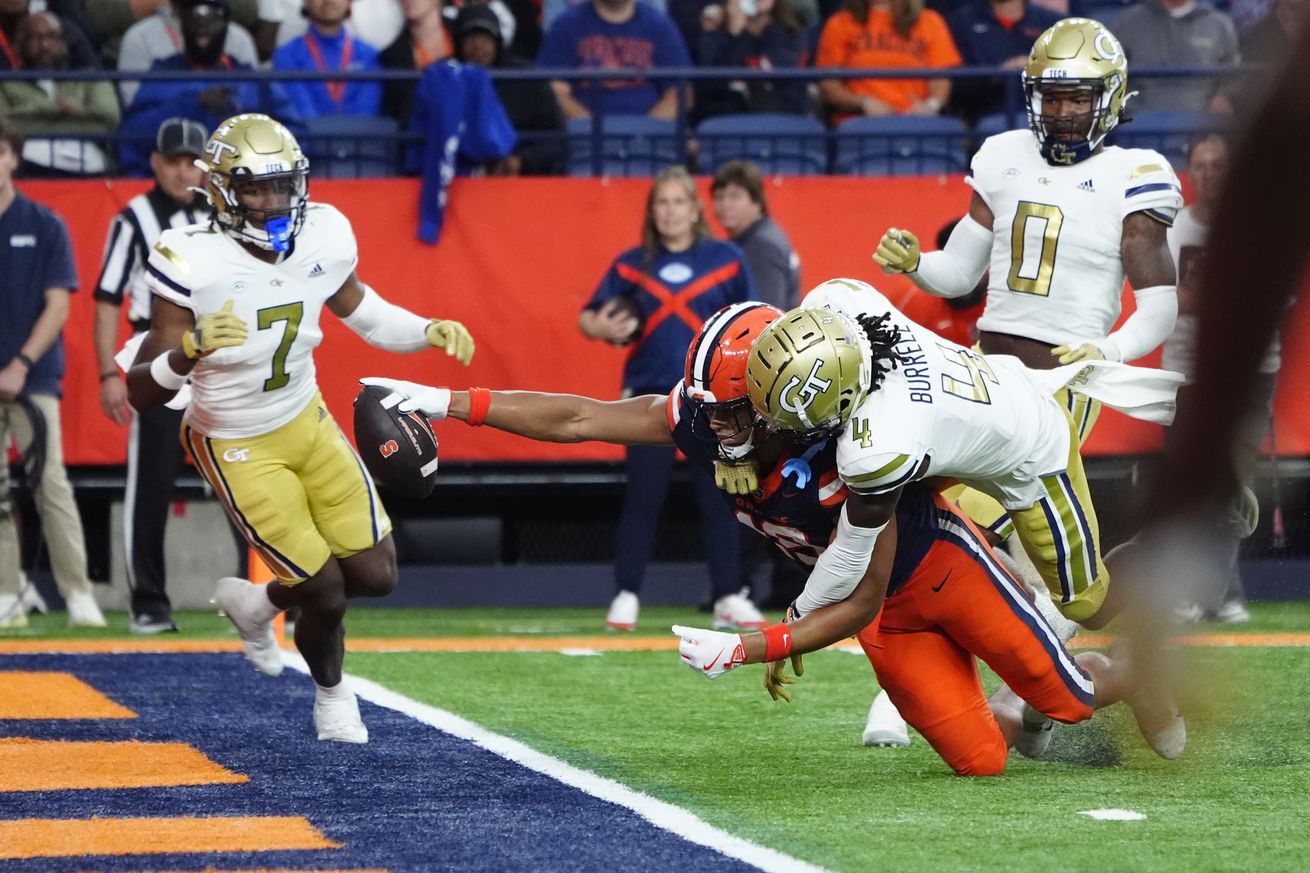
[0,672,136,719]
[0,816,340,860]
[0,739,248,793]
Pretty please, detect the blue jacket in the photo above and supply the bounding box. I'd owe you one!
[410,61,517,244]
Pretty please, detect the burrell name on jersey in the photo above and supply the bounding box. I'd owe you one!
[804,279,1070,511]
[969,129,1183,345]
[145,203,358,439]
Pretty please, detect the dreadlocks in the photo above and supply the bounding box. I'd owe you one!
[856,312,903,392]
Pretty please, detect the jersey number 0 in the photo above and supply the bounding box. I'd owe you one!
[1007,201,1064,297]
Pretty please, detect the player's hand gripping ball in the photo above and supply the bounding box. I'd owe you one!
[354,384,440,499]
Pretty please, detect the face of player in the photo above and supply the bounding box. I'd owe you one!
[652,179,698,249]
[1039,86,1096,142]
[152,152,204,206]
[707,401,758,449]
[304,0,351,28]
[1188,137,1228,211]
[713,183,761,237]
[234,175,296,226]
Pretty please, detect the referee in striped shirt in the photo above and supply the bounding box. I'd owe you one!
[93,118,208,634]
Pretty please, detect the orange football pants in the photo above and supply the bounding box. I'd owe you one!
[857,498,1095,776]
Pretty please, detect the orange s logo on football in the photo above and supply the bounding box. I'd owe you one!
[379,440,399,458]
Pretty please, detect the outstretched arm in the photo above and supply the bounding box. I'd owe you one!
[360,378,675,446]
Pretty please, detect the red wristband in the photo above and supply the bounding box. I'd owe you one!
[465,387,491,427]
[762,622,793,662]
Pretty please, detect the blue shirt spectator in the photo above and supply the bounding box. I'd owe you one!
[271,0,383,121]
[538,0,691,118]
[0,192,77,397]
[948,0,1061,119]
[117,52,263,175]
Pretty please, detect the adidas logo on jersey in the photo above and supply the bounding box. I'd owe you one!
[308,263,325,278]
[1077,179,1095,193]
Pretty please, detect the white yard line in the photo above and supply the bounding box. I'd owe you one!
[285,655,834,873]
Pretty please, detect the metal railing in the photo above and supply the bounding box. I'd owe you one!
[0,64,1251,178]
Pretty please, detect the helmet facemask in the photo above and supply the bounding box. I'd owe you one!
[1025,78,1128,166]
[201,113,311,254]
[213,168,308,253]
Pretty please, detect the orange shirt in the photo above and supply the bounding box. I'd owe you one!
[816,8,961,113]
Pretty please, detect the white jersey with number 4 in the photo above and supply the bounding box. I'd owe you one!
[145,202,358,439]
[968,129,1183,347]
[803,279,1072,510]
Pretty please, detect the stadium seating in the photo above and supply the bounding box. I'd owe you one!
[833,115,970,176]
[564,116,682,177]
[973,111,1026,141]
[695,114,829,175]
[1110,110,1227,169]
[303,115,401,179]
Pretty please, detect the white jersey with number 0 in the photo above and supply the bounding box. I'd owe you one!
[968,129,1183,347]
[145,202,359,439]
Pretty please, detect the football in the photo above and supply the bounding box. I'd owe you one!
[606,294,645,346]
[353,384,440,499]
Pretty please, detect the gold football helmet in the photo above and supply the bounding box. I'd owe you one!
[200,113,309,252]
[746,308,872,443]
[1023,18,1131,166]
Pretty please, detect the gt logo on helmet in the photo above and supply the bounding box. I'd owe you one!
[779,359,832,419]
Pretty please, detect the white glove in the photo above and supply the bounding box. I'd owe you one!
[359,377,452,420]
[672,624,746,680]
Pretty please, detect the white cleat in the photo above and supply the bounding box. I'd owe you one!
[712,588,767,631]
[65,590,107,628]
[1213,600,1251,624]
[1128,687,1187,760]
[1014,703,1057,759]
[19,576,48,614]
[605,590,639,631]
[212,577,284,677]
[0,593,28,630]
[314,691,369,744]
[862,690,911,747]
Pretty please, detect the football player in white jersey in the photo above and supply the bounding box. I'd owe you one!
[745,278,1186,757]
[125,113,475,744]
[866,17,1183,745]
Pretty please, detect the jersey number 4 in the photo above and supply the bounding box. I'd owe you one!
[1008,201,1064,297]
[257,302,303,392]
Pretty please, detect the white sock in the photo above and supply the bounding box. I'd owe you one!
[315,680,353,703]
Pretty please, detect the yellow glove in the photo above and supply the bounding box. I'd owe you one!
[872,228,921,275]
[1051,342,1105,365]
[714,459,758,496]
[426,319,475,366]
[182,299,247,359]
[764,651,805,703]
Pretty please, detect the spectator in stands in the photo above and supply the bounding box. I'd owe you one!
[1164,135,1272,624]
[118,0,265,176]
[1112,0,1239,113]
[0,0,101,69]
[0,117,107,631]
[892,217,985,346]
[85,0,256,65]
[0,12,120,176]
[271,0,383,121]
[537,0,692,120]
[379,0,453,126]
[454,3,565,175]
[947,0,1060,120]
[117,0,258,104]
[258,0,404,61]
[578,166,762,633]
[816,0,961,123]
[710,159,799,309]
[695,0,810,122]
[93,118,210,634]
[545,0,667,32]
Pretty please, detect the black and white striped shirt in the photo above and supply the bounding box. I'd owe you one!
[94,188,208,327]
